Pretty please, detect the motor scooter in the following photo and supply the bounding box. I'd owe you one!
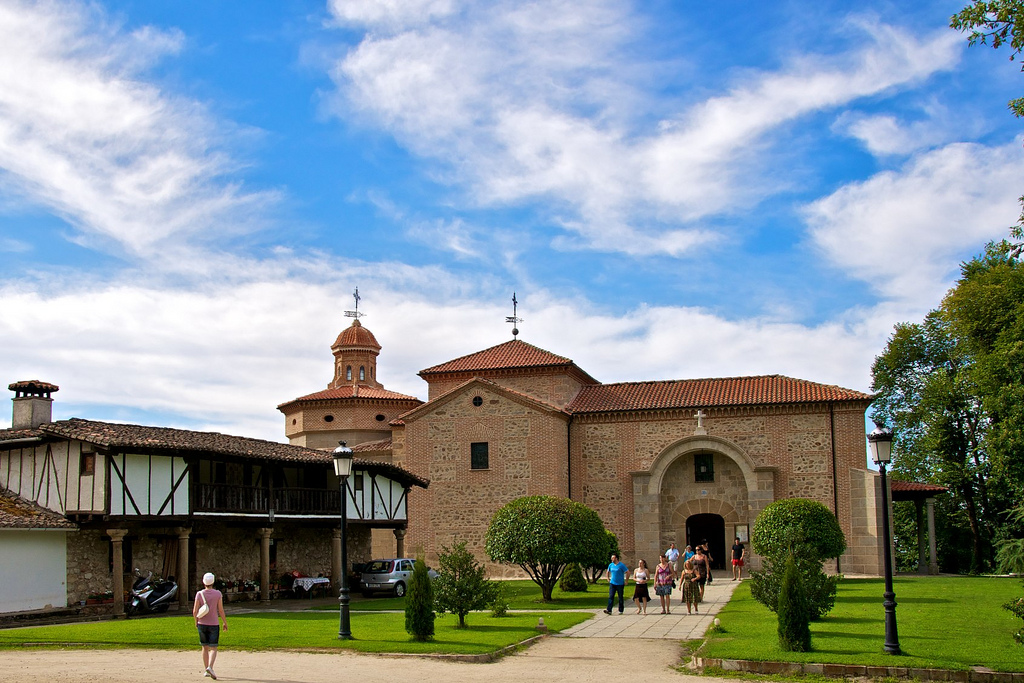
[125,568,178,616]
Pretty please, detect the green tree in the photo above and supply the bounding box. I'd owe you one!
[583,530,620,584]
[749,498,845,620]
[485,495,607,601]
[404,556,435,641]
[777,553,812,652]
[432,540,498,628]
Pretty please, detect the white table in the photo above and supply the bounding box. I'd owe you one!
[292,577,331,595]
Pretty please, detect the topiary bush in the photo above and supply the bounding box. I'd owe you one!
[559,562,588,592]
[777,553,812,652]
[486,495,607,601]
[751,498,846,559]
[404,556,435,641]
[750,498,845,620]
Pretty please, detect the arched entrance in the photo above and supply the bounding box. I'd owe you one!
[686,513,725,570]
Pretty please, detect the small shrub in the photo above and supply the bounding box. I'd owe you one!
[777,553,812,652]
[750,549,841,619]
[433,540,498,628]
[490,581,509,617]
[559,562,588,592]
[1005,594,1024,646]
[404,556,435,641]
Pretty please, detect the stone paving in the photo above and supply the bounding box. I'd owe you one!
[559,577,740,639]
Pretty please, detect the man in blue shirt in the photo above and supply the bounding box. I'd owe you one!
[604,554,629,615]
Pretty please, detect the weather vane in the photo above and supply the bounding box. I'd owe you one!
[505,292,523,338]
[344,287,364,319]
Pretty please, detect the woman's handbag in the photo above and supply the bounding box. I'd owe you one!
[197,590,210,619]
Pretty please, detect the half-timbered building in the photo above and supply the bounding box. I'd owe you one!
[0,380,428,616]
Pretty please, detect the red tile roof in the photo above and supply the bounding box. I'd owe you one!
[891,481,948,494]
[419,339,598,383]
[0,488,76,529]
[567,375,872,413]
[286,386,420,403]
[351,438,392,453]
[332,319,380,350]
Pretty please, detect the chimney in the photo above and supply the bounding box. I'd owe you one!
[9,380,59,429]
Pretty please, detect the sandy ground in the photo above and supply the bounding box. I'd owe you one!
[5,637,712,683]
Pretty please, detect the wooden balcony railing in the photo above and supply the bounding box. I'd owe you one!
[195,484,338,515]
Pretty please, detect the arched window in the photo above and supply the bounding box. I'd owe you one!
[359,366,365,381]
[346,366,352,381]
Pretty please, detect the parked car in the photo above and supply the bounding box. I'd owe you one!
[360,558,438,597]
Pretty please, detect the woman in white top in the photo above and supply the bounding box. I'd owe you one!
[632,559,651,614]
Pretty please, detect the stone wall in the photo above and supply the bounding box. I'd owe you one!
[66,529,112,604]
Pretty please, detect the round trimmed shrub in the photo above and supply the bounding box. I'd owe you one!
[752,498,846,560]
[559,562,588,592]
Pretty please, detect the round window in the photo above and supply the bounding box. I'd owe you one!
[375,414,386,422]
[324,415,334,422]
[291,419,297,425]
[472,396,483,407]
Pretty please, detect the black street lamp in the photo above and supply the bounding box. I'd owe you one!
[333,441,354,640]
[867,423,901,655]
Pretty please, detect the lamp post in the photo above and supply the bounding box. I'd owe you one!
[333,441,354,640]
[867,424,901,655]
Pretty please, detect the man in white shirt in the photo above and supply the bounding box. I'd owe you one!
[665,542,681,573]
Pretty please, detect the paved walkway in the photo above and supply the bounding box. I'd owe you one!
[560,577,739,639]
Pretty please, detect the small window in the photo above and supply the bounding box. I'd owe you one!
[471,442,489,470]
[359,366,365,380]
[694,453,714,482]
[375,414,386,422]
[324,414,334,422]
[346,366,352,380]
[472,396,483,407]
[80,452,95,476]
[354,474,364,491]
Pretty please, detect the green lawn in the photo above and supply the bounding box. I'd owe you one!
[702,576,1024,672]
[0,611,590,655]
[339,579,612,612]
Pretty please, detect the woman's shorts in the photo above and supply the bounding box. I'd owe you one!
[198,624,220,646]
[654,584,672,596]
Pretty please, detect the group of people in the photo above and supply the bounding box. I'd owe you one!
[604,537,746,616]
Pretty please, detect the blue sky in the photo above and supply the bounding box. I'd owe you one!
[1,0,1022,441]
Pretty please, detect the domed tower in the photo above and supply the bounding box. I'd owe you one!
[329,319,382,390]
[278,295,422,450]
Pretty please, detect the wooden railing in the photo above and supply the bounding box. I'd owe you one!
[195,484,338,515]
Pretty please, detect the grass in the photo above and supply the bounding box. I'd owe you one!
[0,611,590,655]
[333,579,612,612]
[702,575,1024,672]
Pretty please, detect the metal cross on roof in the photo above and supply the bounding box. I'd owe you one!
[344,287,364,319]
[505,292,523,338]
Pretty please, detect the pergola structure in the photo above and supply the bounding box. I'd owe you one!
[891,480,948,575]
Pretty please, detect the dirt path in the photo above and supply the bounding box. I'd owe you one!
[6,637,713,682]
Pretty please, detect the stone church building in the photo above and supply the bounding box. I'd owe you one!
[281,316,885,576]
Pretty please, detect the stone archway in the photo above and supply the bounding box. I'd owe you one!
[631,435,775,572]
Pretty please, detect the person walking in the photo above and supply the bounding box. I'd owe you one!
[193,572,227,680]
[681,558,701,614]
[691,547,709,601]
[665,542,681,574]
[731,536,746,580]
[698,539,714,585]
[632,559,651,614]
[604,554,629,615]
[654,554,675,614]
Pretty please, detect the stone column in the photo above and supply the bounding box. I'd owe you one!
[630,471,658,566]
[106,529,128,617]
[915,500,927,575]
[259,528,272,602]
[394,528,406,558]
[331,528,342,598]
[926,497,939,575]
[176,527,191,610]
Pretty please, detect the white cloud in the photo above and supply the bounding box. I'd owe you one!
[835,111,955,156]
[328,3,961,257]
[805,140,1024,308]
[0,0,274,258]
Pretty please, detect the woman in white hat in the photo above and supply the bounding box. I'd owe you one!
[193,572,227,680]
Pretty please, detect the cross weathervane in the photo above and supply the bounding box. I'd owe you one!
[505,292,523,338]
[344,287,364,319]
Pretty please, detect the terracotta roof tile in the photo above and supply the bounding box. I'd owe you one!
[420,339,581,375]
[567,375,871,413]
[351,438,392,453]
[891,481,948,494]
[332,319,380,350]
[0,427,45,443]
[286,386,420,403]
[0,488,76,529]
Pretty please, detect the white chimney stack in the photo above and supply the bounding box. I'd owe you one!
[9,380,58,429]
